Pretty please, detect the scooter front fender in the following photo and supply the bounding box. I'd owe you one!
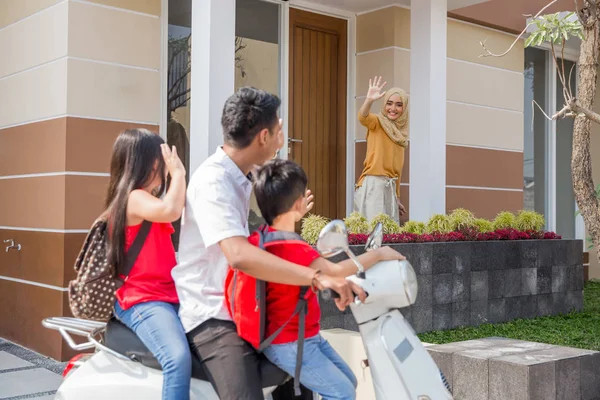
[358,310,453,400]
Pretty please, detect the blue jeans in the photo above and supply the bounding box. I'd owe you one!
[114,301,192,400]
[263,334,357,400]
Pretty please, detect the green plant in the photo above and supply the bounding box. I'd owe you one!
[370,213,401,234]
[403,220,426,235]
[515,210,545,232]
[343,212,370,234]
[525,12,583,48]
[492,211,516,230]
[301,214,329,245]
[449,208,476,231]
[473,218,494,233]
[426,214,453,234]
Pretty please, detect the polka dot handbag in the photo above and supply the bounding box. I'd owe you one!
[68,218,151,321]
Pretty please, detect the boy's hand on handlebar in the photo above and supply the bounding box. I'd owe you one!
[315,274,366,310]
[376,246,406,262]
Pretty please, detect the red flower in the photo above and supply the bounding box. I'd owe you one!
[346,228,561,245]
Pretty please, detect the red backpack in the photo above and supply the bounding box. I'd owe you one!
[224,225,311,396]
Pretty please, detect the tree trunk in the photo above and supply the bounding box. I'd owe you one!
[572,2,600,261]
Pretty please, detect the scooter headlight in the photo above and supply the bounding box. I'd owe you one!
[400,260,418,304]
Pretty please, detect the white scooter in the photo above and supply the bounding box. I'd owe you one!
[42,221,452,400]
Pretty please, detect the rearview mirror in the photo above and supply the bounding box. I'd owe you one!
[316,220,366,278]
[316,220,348,258]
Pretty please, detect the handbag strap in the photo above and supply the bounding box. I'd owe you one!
[121,220,152,276]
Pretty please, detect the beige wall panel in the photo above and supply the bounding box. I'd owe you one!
[447,20,523,72]
[356,48,397,91]
[0,59,67,129]
[67,58,160,124]
[356,6,410,53]
[83,0,161,16]
[0,118,67,176]
[356,98,523,150]
[356,48,410,92]
[447,101,523,151]
[64,175,109,230]
[447,59,524,112]
[0,176,66,229]
[0,0,61,29]
[68,1,160,69]
[0,1,67,79]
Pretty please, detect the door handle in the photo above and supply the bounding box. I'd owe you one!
[288,138,303,144]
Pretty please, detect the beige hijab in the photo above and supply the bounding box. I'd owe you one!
[376,88,409,147]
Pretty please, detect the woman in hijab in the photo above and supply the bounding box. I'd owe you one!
[354,76,408,222]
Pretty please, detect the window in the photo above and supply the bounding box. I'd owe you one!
[166,0,192,249]
[235,0,283,232]
[555,58,577,239]
[235,0,281,96]
[523,47,579,239]
[523,47,548,218]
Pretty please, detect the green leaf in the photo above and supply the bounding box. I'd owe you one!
[535,34,546,47]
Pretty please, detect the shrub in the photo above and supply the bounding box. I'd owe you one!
[473,218,494,233]
[426,214,453,234]
[370,213,402,234]
[515,210,545,232]
[449,208,476,231]
[403,220,426,235]
[492,211,516,230]
[343,212,370,234]
[301,214,329,245]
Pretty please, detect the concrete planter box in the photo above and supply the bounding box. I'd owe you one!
[320,239,584,333]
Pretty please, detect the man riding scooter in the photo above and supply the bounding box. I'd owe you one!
[171,87,368,399]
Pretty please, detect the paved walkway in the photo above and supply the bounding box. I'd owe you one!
[0,337,64,400]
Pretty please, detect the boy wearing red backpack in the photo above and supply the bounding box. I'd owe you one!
[226,159,405,400]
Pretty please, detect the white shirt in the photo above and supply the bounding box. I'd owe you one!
[172,147,252,333]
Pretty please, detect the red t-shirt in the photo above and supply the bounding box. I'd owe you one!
[115,222,179,310]
[248,227,321,345]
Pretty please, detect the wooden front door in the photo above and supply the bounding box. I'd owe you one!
[288,8,347,220]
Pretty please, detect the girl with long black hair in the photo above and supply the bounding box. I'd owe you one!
[105,128,191,400]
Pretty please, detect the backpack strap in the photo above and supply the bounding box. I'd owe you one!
[120,220,152,278]
[257,225,268,342]
[256,225,311,396]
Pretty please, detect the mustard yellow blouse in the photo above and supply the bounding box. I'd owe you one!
[355,112,405,198]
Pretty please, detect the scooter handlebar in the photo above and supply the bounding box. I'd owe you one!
[321,289,368,302]
[320,289,340,300]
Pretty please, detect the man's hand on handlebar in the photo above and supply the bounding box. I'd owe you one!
[314,274,367,311]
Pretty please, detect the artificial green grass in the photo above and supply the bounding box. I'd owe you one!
[418,280,600,351]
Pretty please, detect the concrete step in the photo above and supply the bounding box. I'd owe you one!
[427,337,600,400]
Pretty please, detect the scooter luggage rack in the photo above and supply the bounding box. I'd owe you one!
[42,317,130,361]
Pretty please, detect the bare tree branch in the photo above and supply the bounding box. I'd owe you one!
[168,88,191,106]
[479,0,560,58]
[168,67,191,98]
[553,104,570,119]
[571,100,600,124]
[568,62,577,101]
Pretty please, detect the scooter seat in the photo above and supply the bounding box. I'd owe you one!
[103,317,289,388]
